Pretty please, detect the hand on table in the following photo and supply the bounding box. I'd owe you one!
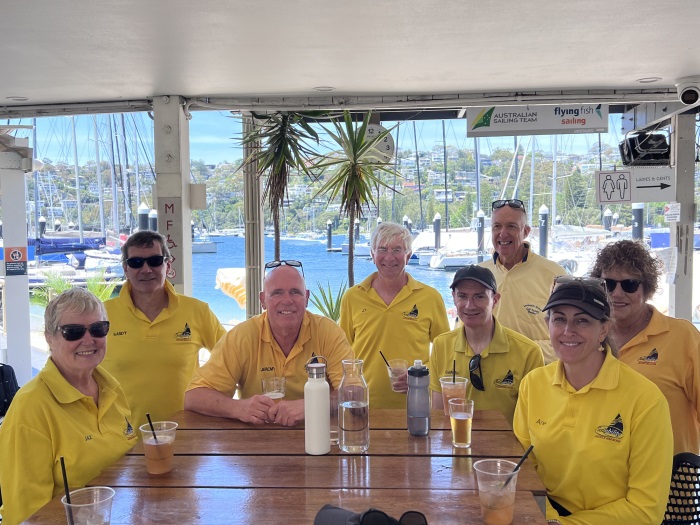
[238,395,276,425]
[268,399,304,427]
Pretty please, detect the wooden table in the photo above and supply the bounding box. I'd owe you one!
[24,409,546,524]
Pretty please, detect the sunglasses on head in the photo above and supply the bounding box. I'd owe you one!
[492,199,525,211]
[469,354,485,391]
[604,278,642,294]
[361,509,428,525]
[59,321,110,341]
[264,259,304,277]
[125,255,168,269]
[553,275,607,292]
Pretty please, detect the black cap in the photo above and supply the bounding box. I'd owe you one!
[543,282,611,320]
[450,265,497,292]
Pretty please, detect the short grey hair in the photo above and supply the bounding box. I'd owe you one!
[370,222,412,253]
[121,230,170,264]
[44,288,107,335]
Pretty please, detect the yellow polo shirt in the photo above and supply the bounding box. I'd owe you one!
[429,320,543,425]
[187,311,354,400]
[339,272,450,408]
[513,350,673,524]
[479,244,566,364]
[618,306,700,454]
[102,280,226,428]
[0,359,137,525]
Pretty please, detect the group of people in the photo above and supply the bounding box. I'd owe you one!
[0,199,698,525]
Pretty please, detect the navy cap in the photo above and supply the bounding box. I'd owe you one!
[543,282,611,320]
[450,265,497,293]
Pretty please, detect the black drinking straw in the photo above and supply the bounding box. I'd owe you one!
[502,444,534,489]
[146,412,158,443]
[61,456,75,525]
[452,360,456,382]
[379,350,391,368]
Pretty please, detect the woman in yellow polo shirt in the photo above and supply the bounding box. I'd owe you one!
[513,278,673,524]
[0,288,137,525]
[590,239,700,455]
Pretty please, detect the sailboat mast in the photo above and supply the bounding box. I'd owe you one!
[529,137,535,219]
[32,118,40,238]
[475,137,481,216]
[93,116,106,237]
[413,121,424,230]
[71,116,84,243]
[391,122,400,223]
[442,120,449,231]
[108,115,120,234]
[133,115,141,207]
[551,135,558,222]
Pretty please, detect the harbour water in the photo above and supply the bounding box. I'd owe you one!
[194,235,459,326]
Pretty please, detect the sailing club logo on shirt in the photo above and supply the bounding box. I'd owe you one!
[402,304,419,321]
[595,413,624,442]
[493,370,514,389]
[524,304,543,315]
[124,417,136,439]
[175,323,192,341]
[637,348,658,365]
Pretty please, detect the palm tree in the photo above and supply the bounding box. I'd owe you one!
[313,111,400,286]
[238,111,325,260]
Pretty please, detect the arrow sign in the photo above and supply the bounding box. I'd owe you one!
[637,183,671,190]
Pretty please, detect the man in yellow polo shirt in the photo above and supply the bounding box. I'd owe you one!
[430,265,543,425]
[478,199,566,364]
[185,261,354,427]
[340,222,450,409]
[101,230,226,428]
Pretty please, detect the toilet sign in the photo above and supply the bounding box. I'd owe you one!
[595,167,676,204]
[4,246,28,276]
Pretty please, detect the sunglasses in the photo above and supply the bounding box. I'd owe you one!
[264,259,304,277]
[604,278,642,294]
[553,275,607,292]
[469,354,485,391]
[361,509,428,525]
[59,321,110,341]
[492,198,525,211]
[125,255,169,269]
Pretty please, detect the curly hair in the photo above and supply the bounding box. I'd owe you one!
[589,240,663,301]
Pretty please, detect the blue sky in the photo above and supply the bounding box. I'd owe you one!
[6,111,624,167]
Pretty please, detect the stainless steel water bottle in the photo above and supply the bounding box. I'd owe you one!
[304,362,331,455]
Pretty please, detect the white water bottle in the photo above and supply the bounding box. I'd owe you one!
[304,362,330,455]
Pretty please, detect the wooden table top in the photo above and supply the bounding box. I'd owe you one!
[23,409,545,524]
[172,408,513,431]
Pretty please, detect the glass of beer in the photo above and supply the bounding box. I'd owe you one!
[440,376,468,416]
[262,376,286,402]
[448,398,474,448]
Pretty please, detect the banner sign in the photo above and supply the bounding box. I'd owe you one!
[466,104,608,137]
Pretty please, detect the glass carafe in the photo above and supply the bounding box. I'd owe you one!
[338,359,369,452]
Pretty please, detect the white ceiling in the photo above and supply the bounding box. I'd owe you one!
[1,0,700,115]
